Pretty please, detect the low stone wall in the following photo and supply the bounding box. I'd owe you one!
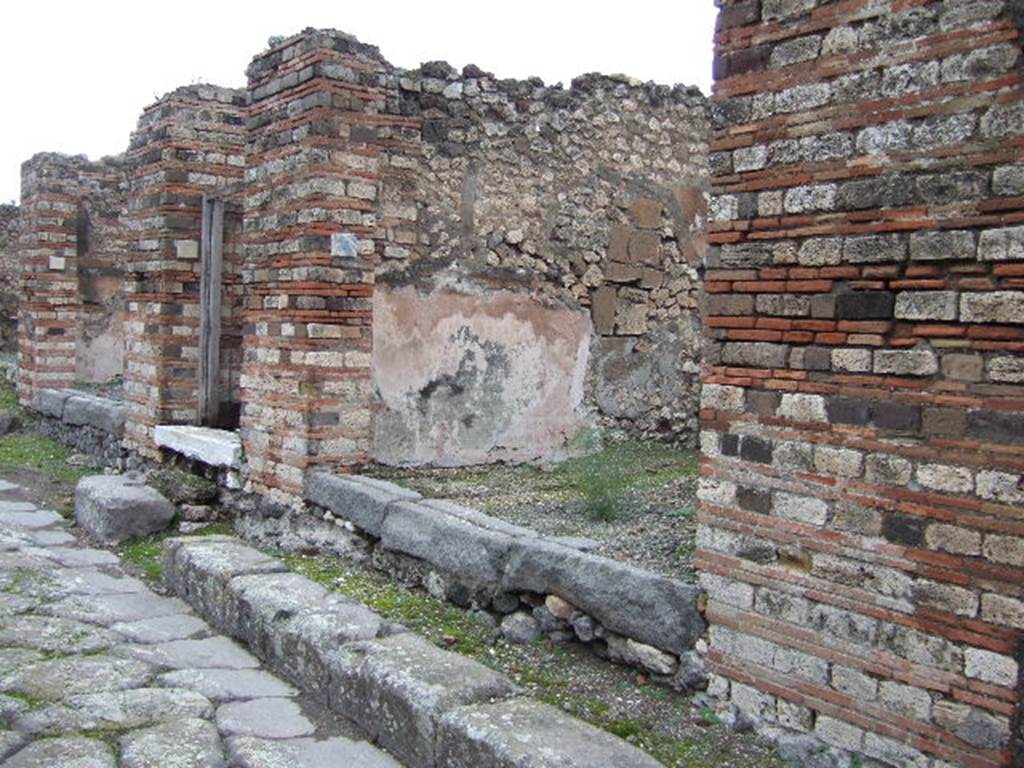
[163,535,663,768]
[237,472,707,684]
[31,388,126,467]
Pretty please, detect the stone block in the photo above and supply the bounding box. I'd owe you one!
[960,291,1024,324]
[964,647,1018,685]
[813,446,863,478]
[628,230,660,265]
[942,353,984,382]
[153,425,242,468]
[700,384,745,413]
[873,348,938,376]
[305,473,420,538]
[986,355,1024,383]
[161,536,286,635]
[436,697,662,768]
[62,394,125,435]
[721,342,789,368]
[591,286,617,335]
[894,291,958,321]
[843,234,906,263]
[978,225,1024,261]
[865,454,913,486]
[380,501,514,590]
[32,389,72,419]
[909,230,976,261]
[332,634,517,768]
[778,393,827,423]
[502,538,704,654]
[75,475,176,546]
[773,492,828,526]
[836,291,894,320]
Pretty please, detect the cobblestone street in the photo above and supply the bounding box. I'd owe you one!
[0,479,399,767]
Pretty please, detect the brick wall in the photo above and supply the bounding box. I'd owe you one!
[122,86,246,457]
[17,155,127,402]
[700,1,1024,766]
[239,31,419,498]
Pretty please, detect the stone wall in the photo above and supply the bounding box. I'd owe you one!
[18,28,709,495]
[0,204,19,353]
[701,2,1024,767]
[372,68,708,464]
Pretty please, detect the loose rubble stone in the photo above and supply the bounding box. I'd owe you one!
[75,475,175,545]
[500,611,541,644]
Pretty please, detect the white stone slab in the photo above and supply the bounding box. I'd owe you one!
[154,426,242,469]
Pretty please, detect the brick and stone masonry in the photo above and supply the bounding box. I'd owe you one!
[121,86,246,459]
[17,155,128,401]
[701,2,1024,767]
[0,203,20,353]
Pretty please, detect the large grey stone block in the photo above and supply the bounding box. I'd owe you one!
[305,473,420,537]
[501,539,704,654]
[436,698,663,768]
[328,634,518,768]
[75,475,176,545]
[380,501,514,589]
[32,389,72,419]
[161,536,287,635]
[226,571,385,700]
[63,394,125,436]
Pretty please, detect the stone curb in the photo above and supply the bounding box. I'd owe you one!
[33,388,125,436]
[306,472,706,655]
[163,535,663,768]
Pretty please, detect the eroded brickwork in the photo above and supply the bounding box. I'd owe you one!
[700,2,1024,766]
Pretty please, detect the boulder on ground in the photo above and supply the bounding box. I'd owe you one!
[75,475,176,545]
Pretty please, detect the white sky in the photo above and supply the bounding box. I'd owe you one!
[0,1,717,204]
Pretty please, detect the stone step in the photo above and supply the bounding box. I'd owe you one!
[163,535,664,768]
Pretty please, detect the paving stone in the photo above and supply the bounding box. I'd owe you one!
[329,633,517,767]
[216,697,315,739]
[57,568,150,596]
[16,687,214,735]
[157,667,298,702]
[26,546,119,568]
[120,717,224,768]
[75,475,175,545]
[0,614,119,654]
[437,697,663,767]
[0,655,154,700]
[44,591,191,626]
[3,736,116,768]
[117,636,261,671]
[225,736,401,768]
[0,501,39,514]
[112,613,209,644]
[27,529,75,546]
[0,730,29,761]
[0,480,19,492]
[0,509,62,529]
[0,648,44,675]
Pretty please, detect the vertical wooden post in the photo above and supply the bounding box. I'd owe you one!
[198,196,224,426]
